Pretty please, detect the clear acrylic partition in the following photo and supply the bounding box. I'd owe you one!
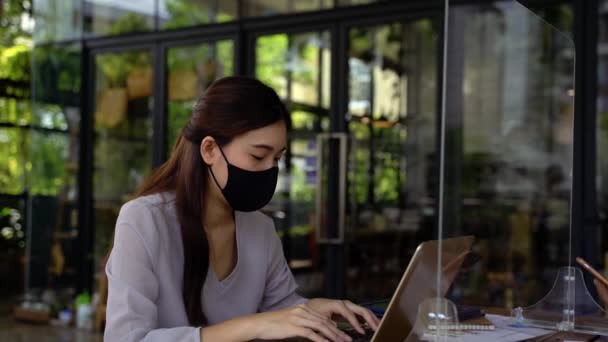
[408,0,608,340]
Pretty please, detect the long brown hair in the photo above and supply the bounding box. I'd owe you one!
[135,76,289,325]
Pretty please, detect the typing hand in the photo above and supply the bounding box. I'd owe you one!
[305,299,381,335]
[253,303,353,342]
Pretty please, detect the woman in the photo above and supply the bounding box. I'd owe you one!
[105,76,379,342]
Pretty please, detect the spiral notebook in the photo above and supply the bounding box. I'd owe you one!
[428,317,496,331]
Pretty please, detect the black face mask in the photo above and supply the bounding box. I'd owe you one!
[208,146,279,212]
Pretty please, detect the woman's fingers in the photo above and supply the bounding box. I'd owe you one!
[301,304,337,325]
[291,326,330,342]
[331,301,365,334]
[295,316,351,342]
[344,301,380,330]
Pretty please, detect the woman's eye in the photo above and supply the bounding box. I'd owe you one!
[251,155,264,161]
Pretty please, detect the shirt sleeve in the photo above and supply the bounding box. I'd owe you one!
[259,225,308,312]
[104,219,201,342]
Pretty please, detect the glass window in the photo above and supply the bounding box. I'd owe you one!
[33,0,82,42]
[166,40,234,152]
[255,30,331,297]
[256,32,330,107]
[93,49,154,273]
[31,45,81,129]
[346,19,438,301]
[27,42,81,296]
[159,0,238,29]
[30,131,72,196]
[84,0,154,36]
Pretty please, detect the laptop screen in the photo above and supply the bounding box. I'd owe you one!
[372,236,474,342]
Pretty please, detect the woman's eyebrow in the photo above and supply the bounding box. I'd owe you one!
[252,144,286,152]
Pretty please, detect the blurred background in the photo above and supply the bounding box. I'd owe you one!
[0,0,606,338]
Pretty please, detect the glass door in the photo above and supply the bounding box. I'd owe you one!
[344,17,440,302]
[254,29,332,298]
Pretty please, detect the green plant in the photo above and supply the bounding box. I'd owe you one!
[108,12,150,35]
[29,131,68,196]
[0,0,32,46]
[0,44,30,82]
[256,34,288,93]
[32,46,80,107]
[163,0,210,29]
[96,51,149,88]
[0,128,26,194]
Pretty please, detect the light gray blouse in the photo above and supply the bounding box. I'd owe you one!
[104,192,306,341]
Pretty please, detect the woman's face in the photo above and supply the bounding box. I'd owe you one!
[201,120,287,190]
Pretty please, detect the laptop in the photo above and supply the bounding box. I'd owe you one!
[343,235,475,342]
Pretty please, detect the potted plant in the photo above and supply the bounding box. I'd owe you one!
[94,53,129,128]
[167,46,203,101]
[94,14,153,128]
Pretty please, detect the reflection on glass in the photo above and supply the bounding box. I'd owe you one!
[244,0,333,17]
[159,0,238,29]
[441,2,574,309]
[346,19,437,301]
[33,0,82,42]
[167,40,234,152]
[255,30,331,297]
[93,49,153,273]
[84,0,154,36]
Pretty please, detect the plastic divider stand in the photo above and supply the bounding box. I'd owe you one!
[512,267,608,335]
[406,0,608,339]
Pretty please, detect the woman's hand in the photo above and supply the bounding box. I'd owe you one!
[252,303,354,342]
[595,279,608,308]
[305,298,381,335]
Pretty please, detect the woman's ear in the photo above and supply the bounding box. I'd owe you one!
[200,136,218,165]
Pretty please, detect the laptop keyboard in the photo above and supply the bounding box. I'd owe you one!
[343,327,375,342]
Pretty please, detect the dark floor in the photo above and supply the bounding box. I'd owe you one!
[0,314,103,342]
